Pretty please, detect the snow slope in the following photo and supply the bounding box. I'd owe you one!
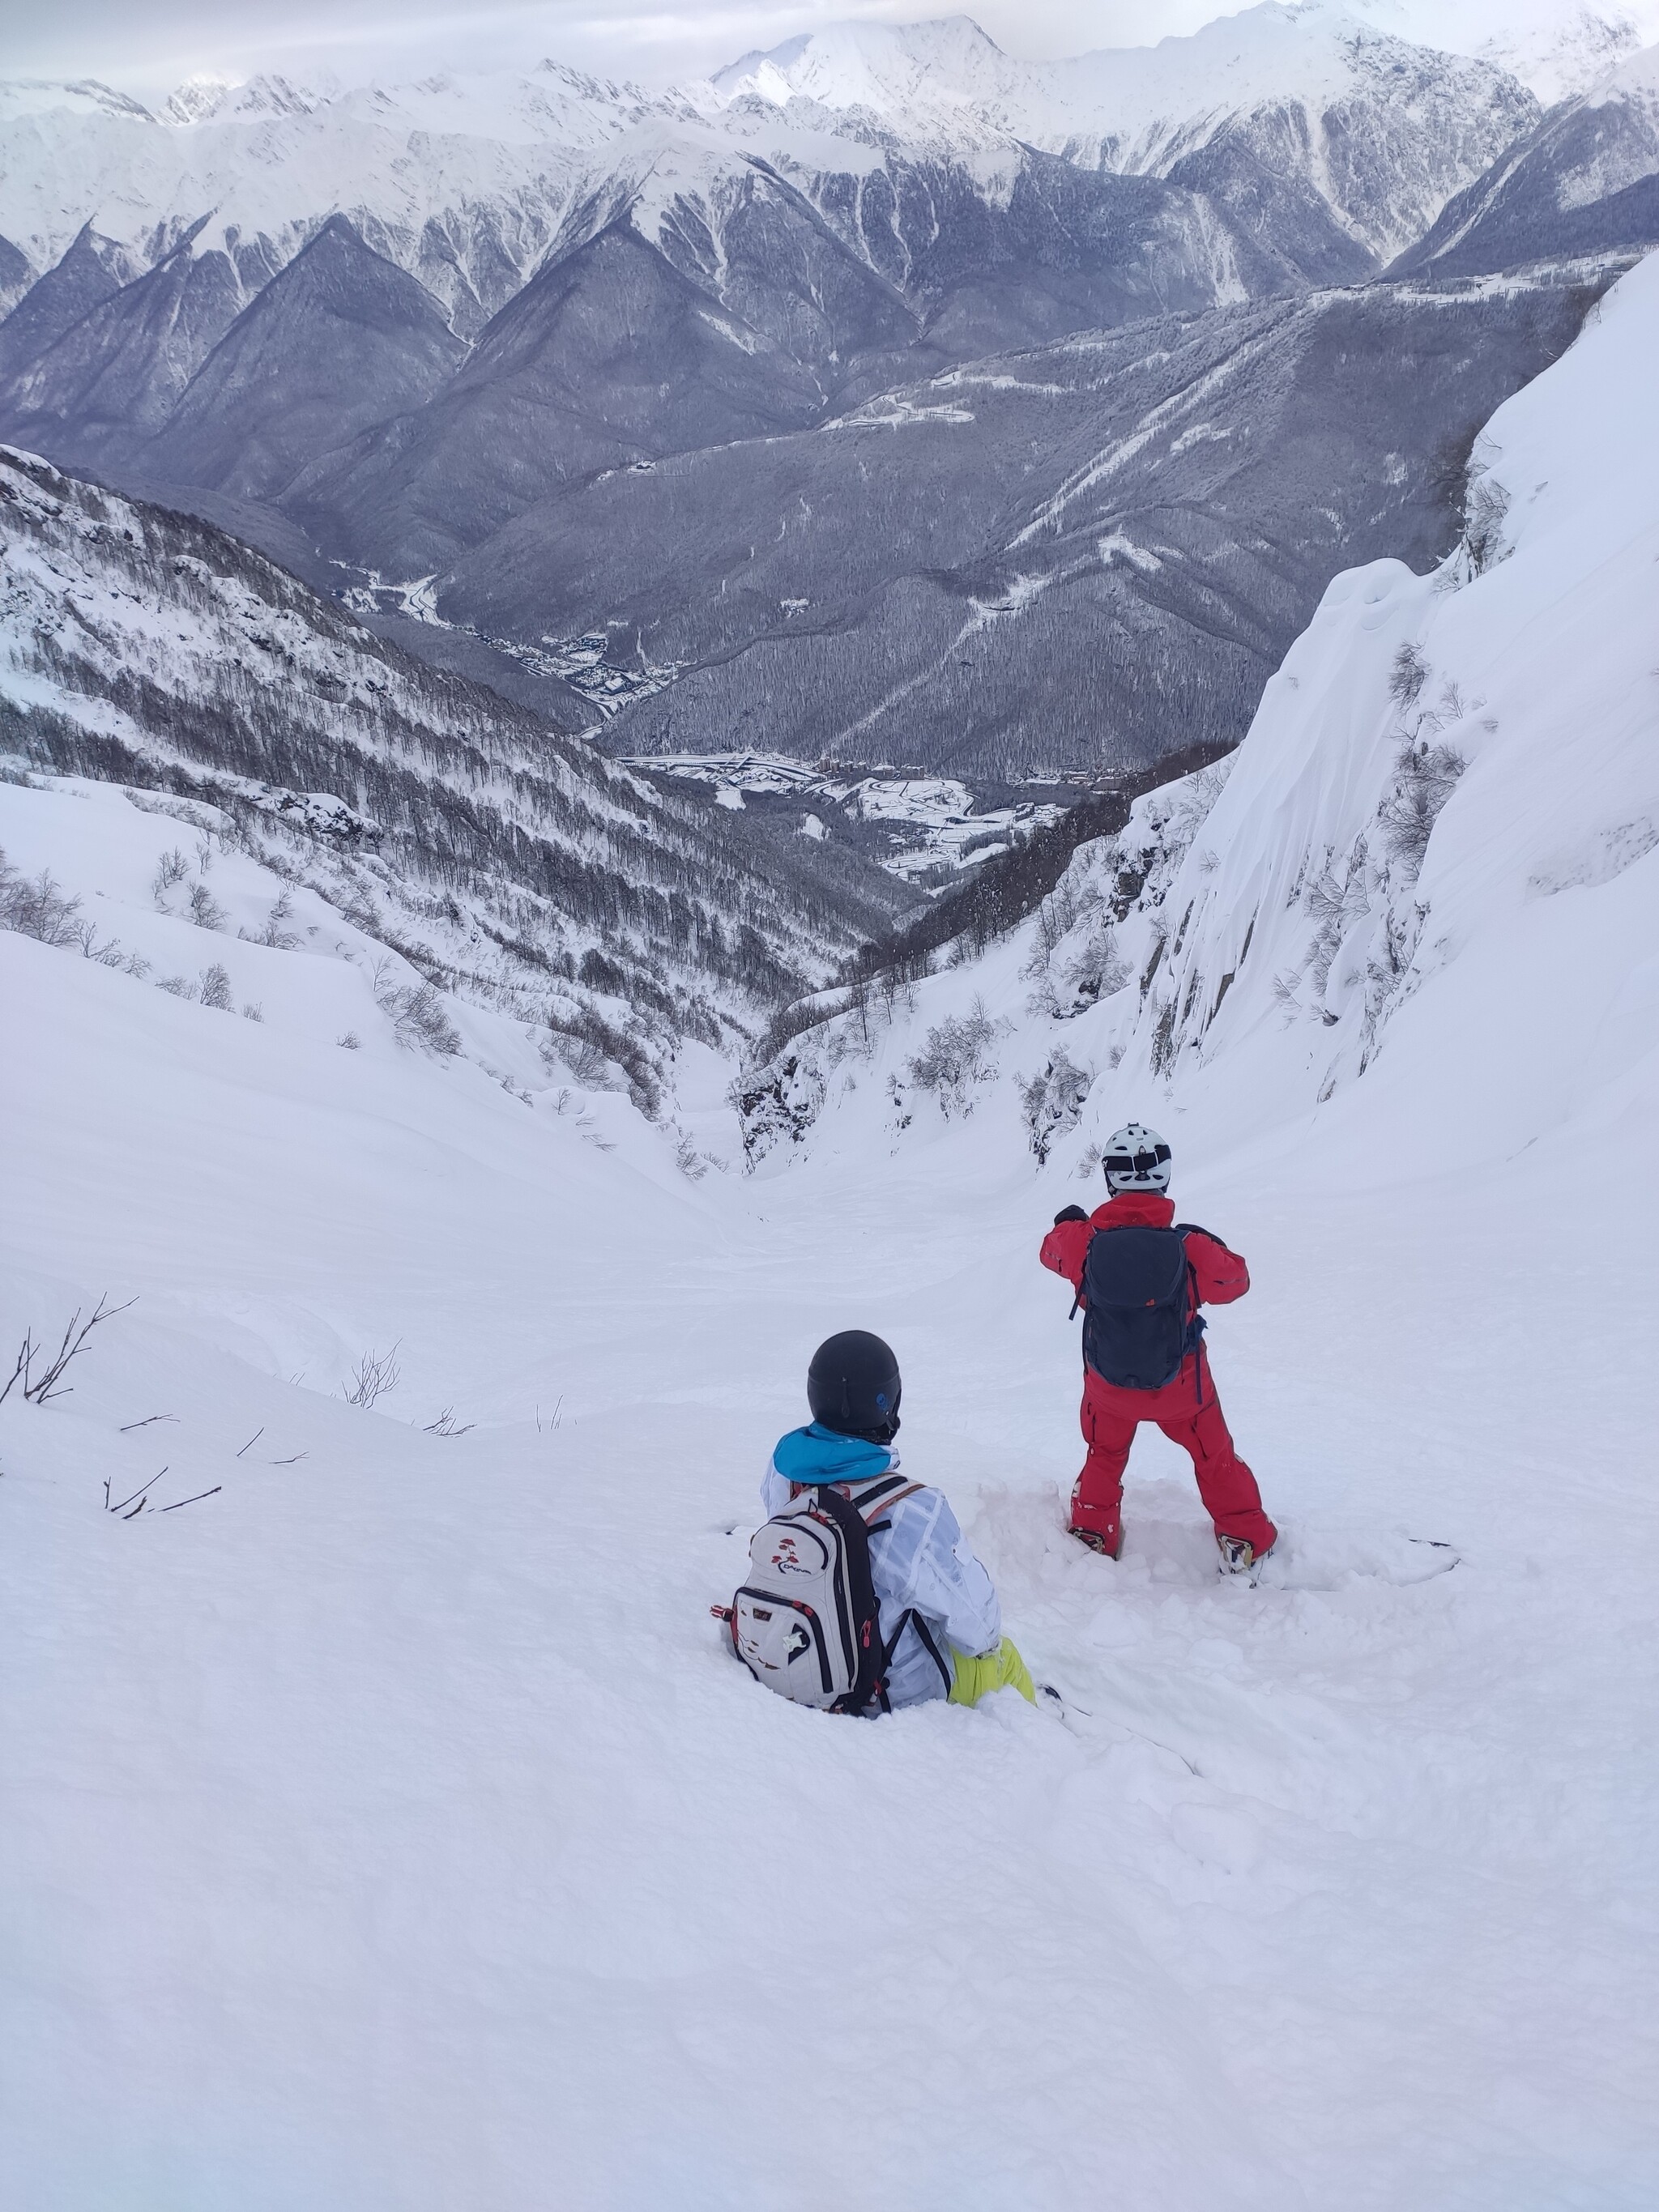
[4,256,1659,2206]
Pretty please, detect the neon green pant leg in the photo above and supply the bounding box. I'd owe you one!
[948,1636,1036,1707]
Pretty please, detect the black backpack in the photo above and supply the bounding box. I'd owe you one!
[1079,1224,1209,1390]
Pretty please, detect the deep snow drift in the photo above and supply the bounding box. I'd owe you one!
[3,258,1658,2212]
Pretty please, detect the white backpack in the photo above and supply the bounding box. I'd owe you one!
[721,1476,919,1713]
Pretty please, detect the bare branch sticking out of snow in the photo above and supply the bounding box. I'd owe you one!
[1,1294,136,1409]
[371,959,462,1057]
[198,962,235,1012]
[0,850,83,946]
[342,1345,402,1410]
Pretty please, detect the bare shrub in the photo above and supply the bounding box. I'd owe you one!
[342,1345,401,1409]
[540,1029,610,1086]
[397,981,460,1055]
[1464,471,1512,575]
[151,847,190,901]
[188,881,228,931]
[241,889,299,949]
[198,961,234,1010]
[71,918,127,965]
[908,999,1004,1119]
[422,1405,475,1437]
[543,1004,658,1114]
[337,1030,361,1049]
[1388,643,1429,711]
[371,958,461,1056]
[1,1293,135,1408]
[1018,1047,1094,1166]
[156,974,197,999]
[1,853,142,978]
[0,852,83,945]
[241,1001,264,1021]
[1379,739,1466,872]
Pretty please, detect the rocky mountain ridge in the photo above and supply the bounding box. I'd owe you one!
[0,9,1653,791]
[0,9,1542,315]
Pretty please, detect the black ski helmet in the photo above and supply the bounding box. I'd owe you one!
[807,1330,902,1443]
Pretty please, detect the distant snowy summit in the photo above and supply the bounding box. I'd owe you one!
[0,4,1553,275]
[706,3,1654,116]
[2,0,1654,789]
[5,2,1653,297]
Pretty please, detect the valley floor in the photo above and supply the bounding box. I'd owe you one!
[2,900,1656,2211]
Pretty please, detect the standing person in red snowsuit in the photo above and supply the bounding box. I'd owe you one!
[1039,1123,1277,1575]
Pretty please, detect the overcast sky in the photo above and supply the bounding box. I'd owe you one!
[4,2,1222,96]
[6,0,1653,101]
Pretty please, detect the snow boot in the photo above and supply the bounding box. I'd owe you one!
[1218,1532,1273,1575]
[1068,1481,1122,1559]
[1069,1522,1124,1560]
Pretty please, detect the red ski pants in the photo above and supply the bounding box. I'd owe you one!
[1073,1354,1276,1553]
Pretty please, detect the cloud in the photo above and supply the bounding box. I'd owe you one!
[8,0,1657,104]
[0,0,1219,99]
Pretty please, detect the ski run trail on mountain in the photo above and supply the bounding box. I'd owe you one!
[5,270,1659,2212]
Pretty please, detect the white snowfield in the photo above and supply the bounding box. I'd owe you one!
[3,272,1658,2212]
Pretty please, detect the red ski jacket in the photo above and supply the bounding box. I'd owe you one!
[1038,1191,1249,1321]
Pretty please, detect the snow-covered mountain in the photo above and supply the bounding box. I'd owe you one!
[708,6,1538,263]
[1324,0,1655,104]
[1,223,1606,789]
[0,445,916,1107]
[1395,40,1659,276]
[734,245,1659,1191]
[0,61,667,335]
[0,8,1542,318]
[507,266,1605,780]
[3,241,1657,2212]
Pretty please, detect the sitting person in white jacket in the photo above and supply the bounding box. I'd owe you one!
[757,1330,1034,1711]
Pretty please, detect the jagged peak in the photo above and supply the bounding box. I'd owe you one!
[163,75,238,126]
[708,15,1010,114]
[0,77,154,124]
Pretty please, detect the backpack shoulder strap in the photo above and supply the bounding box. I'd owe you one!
[1070,1227,1098,1319]
[881,1606,953,1694]
[808,1484,888,1717]
[789,1471,903,1508]
[852,1473,908,1510]
[862,1481,923,1532]
[1168,1226,1213,1392]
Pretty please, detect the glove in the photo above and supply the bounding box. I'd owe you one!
[1052,1205,1089,1226]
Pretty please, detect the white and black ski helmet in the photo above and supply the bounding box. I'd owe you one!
[808,1329,902,1443]
[1102,1123,1172,1193]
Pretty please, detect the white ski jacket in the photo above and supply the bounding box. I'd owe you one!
[760,1449,1001,1708]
